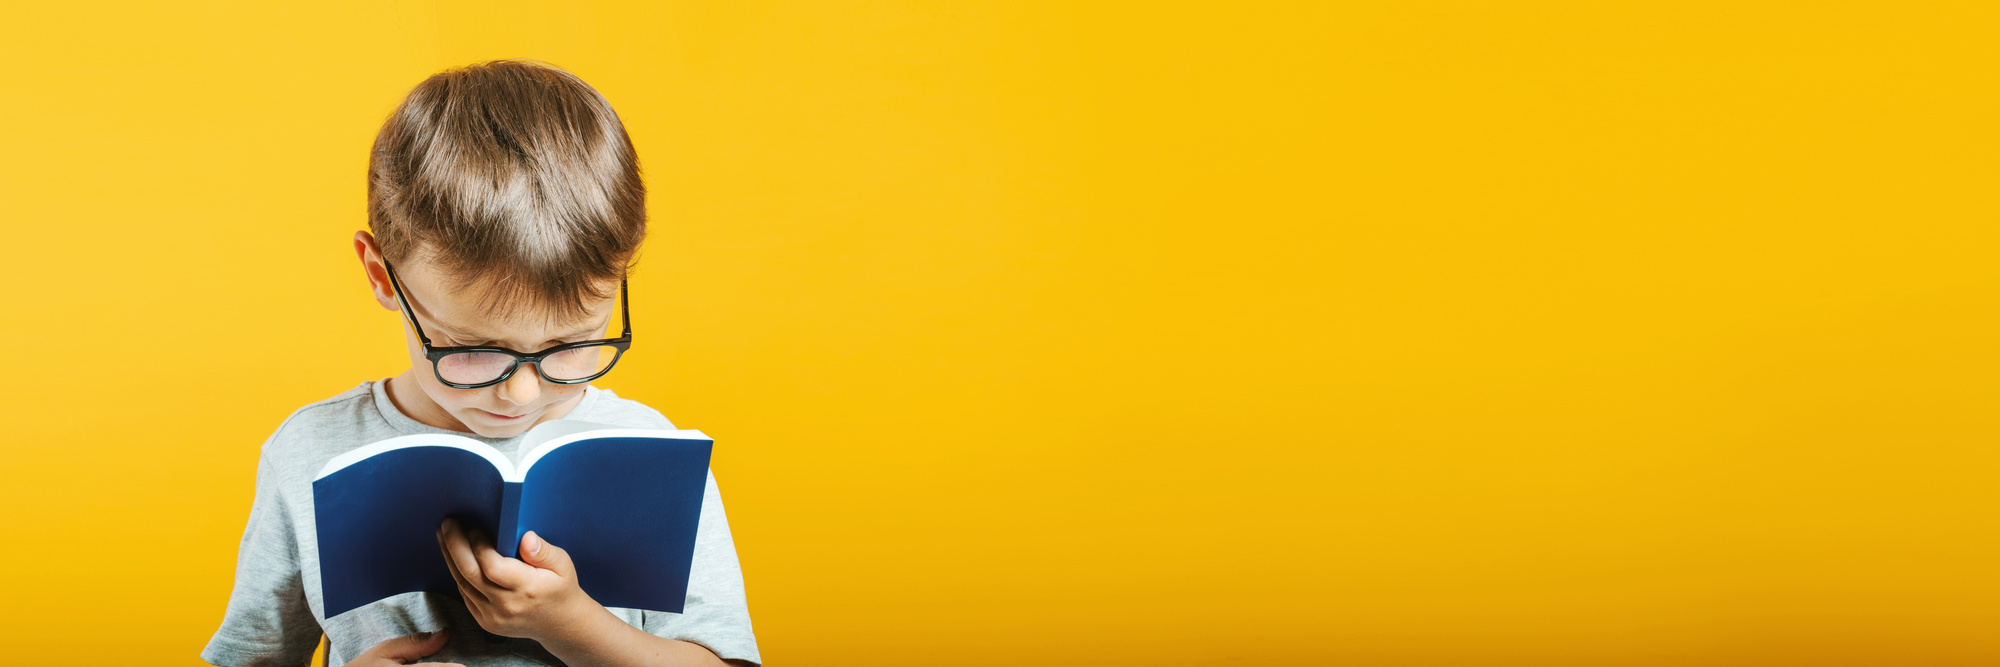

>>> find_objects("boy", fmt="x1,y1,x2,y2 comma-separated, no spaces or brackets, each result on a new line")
201,61,759,667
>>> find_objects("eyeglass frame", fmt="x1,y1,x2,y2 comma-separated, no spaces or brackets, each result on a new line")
381,259,633,389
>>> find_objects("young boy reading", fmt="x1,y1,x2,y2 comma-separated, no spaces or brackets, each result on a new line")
201,61,759,667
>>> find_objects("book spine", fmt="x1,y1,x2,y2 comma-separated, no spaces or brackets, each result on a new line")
496,481,524,558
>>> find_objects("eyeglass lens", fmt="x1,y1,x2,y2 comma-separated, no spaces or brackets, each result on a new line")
436,344,620,385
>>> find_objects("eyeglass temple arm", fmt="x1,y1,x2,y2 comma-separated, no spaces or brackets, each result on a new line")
618,278,632,337
381,260,437,348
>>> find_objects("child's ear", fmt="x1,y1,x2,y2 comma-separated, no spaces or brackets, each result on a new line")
353,230,399,312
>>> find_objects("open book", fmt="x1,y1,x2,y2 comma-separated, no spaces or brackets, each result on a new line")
312,420,713,618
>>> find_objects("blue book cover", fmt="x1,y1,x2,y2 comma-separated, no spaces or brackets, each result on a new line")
311,420,714,619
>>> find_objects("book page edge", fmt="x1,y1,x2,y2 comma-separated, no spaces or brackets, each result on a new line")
511,428,712,482
312,433,513,481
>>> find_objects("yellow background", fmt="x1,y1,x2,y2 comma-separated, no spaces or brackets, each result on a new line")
2,2,1995,665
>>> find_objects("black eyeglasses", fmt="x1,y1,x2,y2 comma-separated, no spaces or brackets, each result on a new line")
382,259,632,389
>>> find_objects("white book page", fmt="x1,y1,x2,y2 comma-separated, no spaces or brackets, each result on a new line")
310,420,712,483
313,432,511,480
513,424,713,482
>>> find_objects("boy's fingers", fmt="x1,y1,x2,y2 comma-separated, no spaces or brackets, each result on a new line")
519,531,574,577
439,522,494,595
444,556,489,607
470,533,529,590
437,533,490,606
447,561,488,607
375,629,450,661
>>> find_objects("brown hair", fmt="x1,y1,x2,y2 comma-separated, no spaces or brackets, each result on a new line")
368,59,645,323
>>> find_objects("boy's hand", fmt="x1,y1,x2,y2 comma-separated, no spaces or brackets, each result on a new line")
437,518,596,643
350,629,463,667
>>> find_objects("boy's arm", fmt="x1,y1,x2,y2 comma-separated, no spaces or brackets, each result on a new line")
538,607,734,667
438,523,728,667
202,452,324,667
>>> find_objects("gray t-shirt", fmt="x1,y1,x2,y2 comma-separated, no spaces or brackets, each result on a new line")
201,380,760,666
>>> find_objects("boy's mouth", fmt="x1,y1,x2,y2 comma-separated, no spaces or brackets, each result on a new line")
479,409,530,421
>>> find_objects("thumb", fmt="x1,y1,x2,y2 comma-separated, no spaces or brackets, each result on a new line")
519,531,573,575
375,628,449,661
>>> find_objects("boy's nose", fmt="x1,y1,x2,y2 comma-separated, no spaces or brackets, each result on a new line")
498,362,542,405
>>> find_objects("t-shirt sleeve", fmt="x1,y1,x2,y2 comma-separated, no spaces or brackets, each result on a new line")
201,451,323,667
641,469,761,666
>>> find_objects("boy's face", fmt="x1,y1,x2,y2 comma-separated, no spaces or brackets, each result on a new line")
355,232,621,438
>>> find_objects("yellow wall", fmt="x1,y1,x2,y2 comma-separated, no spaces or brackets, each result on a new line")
2,2,1995,665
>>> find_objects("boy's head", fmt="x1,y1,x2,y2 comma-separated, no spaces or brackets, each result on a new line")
354,60,645,437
